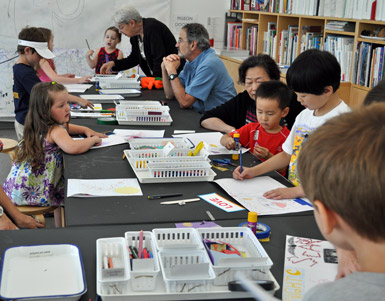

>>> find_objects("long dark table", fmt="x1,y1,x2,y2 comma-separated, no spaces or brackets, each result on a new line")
47,87,323,300
64,89,292,227
0,215,322,300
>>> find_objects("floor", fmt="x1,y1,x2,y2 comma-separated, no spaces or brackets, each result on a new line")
0,123,55,228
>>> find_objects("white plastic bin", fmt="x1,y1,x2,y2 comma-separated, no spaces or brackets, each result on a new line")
125,231,160,291
198,227,273,285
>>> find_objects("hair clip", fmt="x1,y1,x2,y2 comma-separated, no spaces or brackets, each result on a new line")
51,81,56,85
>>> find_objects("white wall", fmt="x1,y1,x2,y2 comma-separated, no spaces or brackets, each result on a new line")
0,0,230,117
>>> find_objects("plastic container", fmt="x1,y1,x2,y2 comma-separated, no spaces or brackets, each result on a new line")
99,78,141,89
149,161,212,178
96,238,130,284
0,244,86,301
128,137,194,150
125,231,160,291
158,249,216,293
116,104,172,126
198,227,273,285
153,228,203,250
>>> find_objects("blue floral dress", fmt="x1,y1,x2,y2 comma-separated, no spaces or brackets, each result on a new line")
2,139,64,207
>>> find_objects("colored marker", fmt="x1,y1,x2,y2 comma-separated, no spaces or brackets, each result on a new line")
148,193,183,200
85,39,90,50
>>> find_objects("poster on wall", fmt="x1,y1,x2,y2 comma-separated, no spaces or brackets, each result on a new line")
0,0,170,118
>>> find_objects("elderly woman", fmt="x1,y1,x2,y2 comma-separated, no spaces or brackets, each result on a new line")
200,54,304,133
100,6,178,77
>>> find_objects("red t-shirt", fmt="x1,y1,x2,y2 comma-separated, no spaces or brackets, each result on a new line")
230,122,290,175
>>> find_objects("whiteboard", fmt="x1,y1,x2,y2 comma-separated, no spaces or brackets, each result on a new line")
0,0,171,117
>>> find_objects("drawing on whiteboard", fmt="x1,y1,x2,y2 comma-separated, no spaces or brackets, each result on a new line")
0,0,171,118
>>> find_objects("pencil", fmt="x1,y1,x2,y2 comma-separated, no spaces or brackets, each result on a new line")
85,39,90,50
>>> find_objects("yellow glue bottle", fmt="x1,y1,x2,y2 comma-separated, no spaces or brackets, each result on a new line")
247,211,258,235
232,132,240,160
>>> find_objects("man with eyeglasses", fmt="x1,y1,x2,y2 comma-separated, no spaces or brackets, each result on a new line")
100,6,179,77
162,23,236,113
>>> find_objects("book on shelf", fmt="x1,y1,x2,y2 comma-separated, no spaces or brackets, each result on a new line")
246,25,259,55
250,0,266,11
234,0,382,19
286,25,298,65
325,35,354,82
226,22,242,48
355,42,373,87
325,21,355,33
224,12,242,46
300,26,322,53
263,22,277,57
278,30,289,65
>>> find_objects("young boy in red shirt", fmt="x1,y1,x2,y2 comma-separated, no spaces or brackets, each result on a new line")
221,80,290,175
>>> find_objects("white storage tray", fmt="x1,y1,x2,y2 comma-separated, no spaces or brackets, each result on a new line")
153,228,203,250
158,249,216,293
125,231,160,291
0,244,86,301
198,227,273,285
128,137,194,150
99,78,141,89
127,157,216,183
97,238,130,284
97,270,279,300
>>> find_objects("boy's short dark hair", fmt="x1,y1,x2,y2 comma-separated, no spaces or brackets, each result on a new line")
17,27,46,54
363,79,385,105
238,55,280,84
297,103,385,242
286,49,341,95
255,80,291,110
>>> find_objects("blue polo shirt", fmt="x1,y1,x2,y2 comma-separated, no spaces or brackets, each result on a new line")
179,48,236,113
13,63,41,125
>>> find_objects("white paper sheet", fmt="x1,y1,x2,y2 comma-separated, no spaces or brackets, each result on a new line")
214,177,313,215
282,235,338,301
79,94,124,100
99,89,141,95
73,135,127,149
64,84,93,93
67,178,142,197
70,112,113,118
70,103,102,112
113,129,165,138
172,132,248,155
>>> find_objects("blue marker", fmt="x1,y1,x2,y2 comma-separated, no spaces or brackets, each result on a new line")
239,148,243,173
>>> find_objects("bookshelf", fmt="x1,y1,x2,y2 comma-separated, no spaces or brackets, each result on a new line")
222,9,385,107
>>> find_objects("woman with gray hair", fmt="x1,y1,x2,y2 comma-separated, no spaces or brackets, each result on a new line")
100,6,179,77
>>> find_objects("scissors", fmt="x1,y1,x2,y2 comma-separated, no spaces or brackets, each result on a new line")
211,158,238,167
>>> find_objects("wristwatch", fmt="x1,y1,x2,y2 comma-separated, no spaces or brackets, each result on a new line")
0,206,3,218
169,73,178,81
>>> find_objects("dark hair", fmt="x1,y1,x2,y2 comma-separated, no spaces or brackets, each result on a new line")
17,27,46,54
255,80,291,109
182,23,211,51
16,82,67,168
363,80,385,105
238,54,280,84
298,103,385,241
104,26,122,43
38,27,52,43
286,49,341,95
